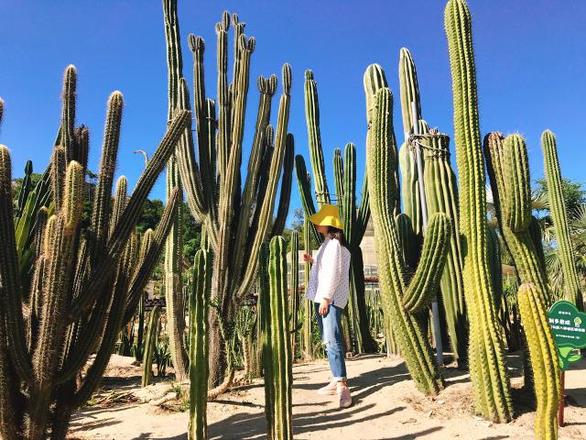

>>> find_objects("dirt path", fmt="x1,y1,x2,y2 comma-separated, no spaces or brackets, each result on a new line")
70,354,586,440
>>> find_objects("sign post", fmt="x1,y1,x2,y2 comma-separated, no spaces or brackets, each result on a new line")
547,300,586,426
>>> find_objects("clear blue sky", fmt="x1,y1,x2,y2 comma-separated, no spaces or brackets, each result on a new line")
2,0,585,225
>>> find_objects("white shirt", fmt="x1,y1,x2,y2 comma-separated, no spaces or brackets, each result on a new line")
305,237,352,308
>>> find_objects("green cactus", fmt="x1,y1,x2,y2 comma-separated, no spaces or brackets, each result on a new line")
418,130,468,366
517,283,561,440
366,86,451,395
0,65,185,439
302,216,314,360
398,48,424,236
541,130,583,309
163,2,294,386
260,237,293,440
484,133,551,305
363,64,400,214
162,0,190,382
304,71,331,207
188,248,212,440
445,0,512,421
289,230,300,360
142,305,162,387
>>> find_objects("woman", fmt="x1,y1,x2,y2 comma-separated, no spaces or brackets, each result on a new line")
304,204,353,409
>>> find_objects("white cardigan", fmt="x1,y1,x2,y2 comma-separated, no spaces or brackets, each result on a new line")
305,238,351,308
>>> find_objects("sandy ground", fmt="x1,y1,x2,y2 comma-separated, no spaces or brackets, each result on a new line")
69,354,586,440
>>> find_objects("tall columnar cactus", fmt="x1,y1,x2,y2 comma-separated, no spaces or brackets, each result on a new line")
297,70,376,353
366,86,452,395
517,283,561,440
188,248,212,440
289,230,300,360
162,0,190,382
260,237,293,440
304,71,331,207
445,0,512,421
0,66,185,440
398,48,424,235
541,130,583,309
364,64,400,213
162,1,294,386
142,305,162,387
302,216,314,360
420,129,468,366
484,133,551,305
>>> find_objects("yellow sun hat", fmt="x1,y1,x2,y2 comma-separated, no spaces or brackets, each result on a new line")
309,204,344,230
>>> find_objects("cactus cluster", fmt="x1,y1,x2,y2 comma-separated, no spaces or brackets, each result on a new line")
260,237,293,440
0,65,185,439
365,82,452,395
418,130,469,365
161,0,294,386
396,46,469,366
485,133,551,305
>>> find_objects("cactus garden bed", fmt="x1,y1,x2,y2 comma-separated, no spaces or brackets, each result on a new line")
68,354,586,440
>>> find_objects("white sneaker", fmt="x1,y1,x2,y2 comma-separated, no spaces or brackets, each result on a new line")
316,379,338,396
337,383,352,408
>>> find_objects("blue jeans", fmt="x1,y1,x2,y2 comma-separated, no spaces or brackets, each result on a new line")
315,302,347,381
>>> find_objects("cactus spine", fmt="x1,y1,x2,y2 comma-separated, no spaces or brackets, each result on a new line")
261,237,293,440
444,0,512,421
0,65,184,439
541,130,583,308
142,305,161,387
517,283,561,440
189,249,212,440
366,85,451,395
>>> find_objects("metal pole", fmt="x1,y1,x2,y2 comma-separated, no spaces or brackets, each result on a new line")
411,101,444,366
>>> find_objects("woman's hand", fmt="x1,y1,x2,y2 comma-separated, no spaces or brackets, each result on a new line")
303,253,313,263
319,298,331,316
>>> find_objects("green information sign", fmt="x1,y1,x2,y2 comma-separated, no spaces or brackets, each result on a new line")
548,300,586,370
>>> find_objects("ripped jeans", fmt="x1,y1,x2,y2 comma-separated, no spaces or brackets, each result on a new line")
315,302,347,381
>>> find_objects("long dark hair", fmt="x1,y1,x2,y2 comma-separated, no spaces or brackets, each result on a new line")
326,226,348,249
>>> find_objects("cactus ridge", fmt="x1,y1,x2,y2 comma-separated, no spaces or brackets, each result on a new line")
517,283,560,440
